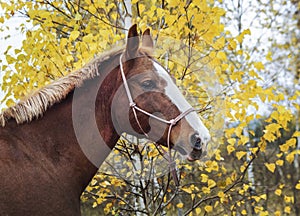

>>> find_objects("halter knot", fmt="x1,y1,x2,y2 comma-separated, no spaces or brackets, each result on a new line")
129,102,136,108
169,119,177,126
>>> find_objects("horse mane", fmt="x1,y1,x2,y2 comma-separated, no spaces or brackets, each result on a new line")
0,47,125,127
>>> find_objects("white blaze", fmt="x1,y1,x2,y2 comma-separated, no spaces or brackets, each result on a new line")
152,61,211,144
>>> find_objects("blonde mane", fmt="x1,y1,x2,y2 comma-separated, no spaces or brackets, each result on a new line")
0,47,124,127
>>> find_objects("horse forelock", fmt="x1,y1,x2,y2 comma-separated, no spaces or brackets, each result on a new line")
0,47,126,127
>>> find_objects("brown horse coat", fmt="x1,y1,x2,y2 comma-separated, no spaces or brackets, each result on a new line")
0,94,98,215
0,45,124,216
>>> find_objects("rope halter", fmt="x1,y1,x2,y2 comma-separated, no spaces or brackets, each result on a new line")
119,53,196,186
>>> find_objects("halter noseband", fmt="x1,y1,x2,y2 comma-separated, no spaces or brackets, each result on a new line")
119,53,195,186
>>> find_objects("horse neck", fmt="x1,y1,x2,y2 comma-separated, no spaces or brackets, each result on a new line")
50,53,122,170
71,71,121,168
11,54,122,195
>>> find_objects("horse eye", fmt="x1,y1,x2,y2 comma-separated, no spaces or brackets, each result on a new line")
141,80,156,90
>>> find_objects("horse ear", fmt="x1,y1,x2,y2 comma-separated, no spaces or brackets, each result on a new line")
125,24,139,59
142,28,154,49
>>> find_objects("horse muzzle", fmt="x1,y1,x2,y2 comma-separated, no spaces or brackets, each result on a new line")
186,132,208,161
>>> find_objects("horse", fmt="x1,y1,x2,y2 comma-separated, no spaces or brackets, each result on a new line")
0,24,210,216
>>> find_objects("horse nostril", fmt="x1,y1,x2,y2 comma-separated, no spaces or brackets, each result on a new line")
190,133,202,150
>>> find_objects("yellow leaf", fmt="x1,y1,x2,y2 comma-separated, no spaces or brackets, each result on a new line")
231,172,237,181
215,149,224,161
66,55,73,63
286,138,297,147
249,70,259,78
240,165,246,173
100,180,111,187
191,193,195,201
260,194,267,200
266,51,272,61
195,208,201,214
236,29,251,43
132,0,139,4
275,210,281,216
202,187,210,194
96,197,105,204
201,174,208,182
236,151,247,160
88,5,97,14
6,98,15,107
181,186,192,194
149,149,159,157
184,164,192,171
213,37,225,49
227,138,236,145
253,195,261,202
204,205,213,213
244,29,251,35
139,4,146,13
165,14,177,25
70,30,80,41
74,13,82,21
279,143,290,152
218,191,225,199
226,177,232,185
295,183,300,190
230,71,244,81
263,123,281,142
264,163,276,173
205,160,219,172
260,211,269,216
176,203,184,208
286,152,295,163
217,51,227,61
284,195,293,203
284,206,291,214
208,179,216,188
111,178,125,187
241,209,247,215
227,145,235,154
237,50,243,55
240,135,249,145
168,0,180,7
228,39,237,50
243,184,249,191
250,147,259,154
126,172,132,178
275,159,284,166
293,131,300,137
254,62,265,70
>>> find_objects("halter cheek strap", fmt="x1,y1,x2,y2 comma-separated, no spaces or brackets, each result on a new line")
119,54,195,186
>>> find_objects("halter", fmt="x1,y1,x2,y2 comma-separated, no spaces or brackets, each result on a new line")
119,54,195,186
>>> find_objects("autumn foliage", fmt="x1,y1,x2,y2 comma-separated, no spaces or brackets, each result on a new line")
0,0,299,215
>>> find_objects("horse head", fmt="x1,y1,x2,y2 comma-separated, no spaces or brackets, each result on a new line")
111,25,211,161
